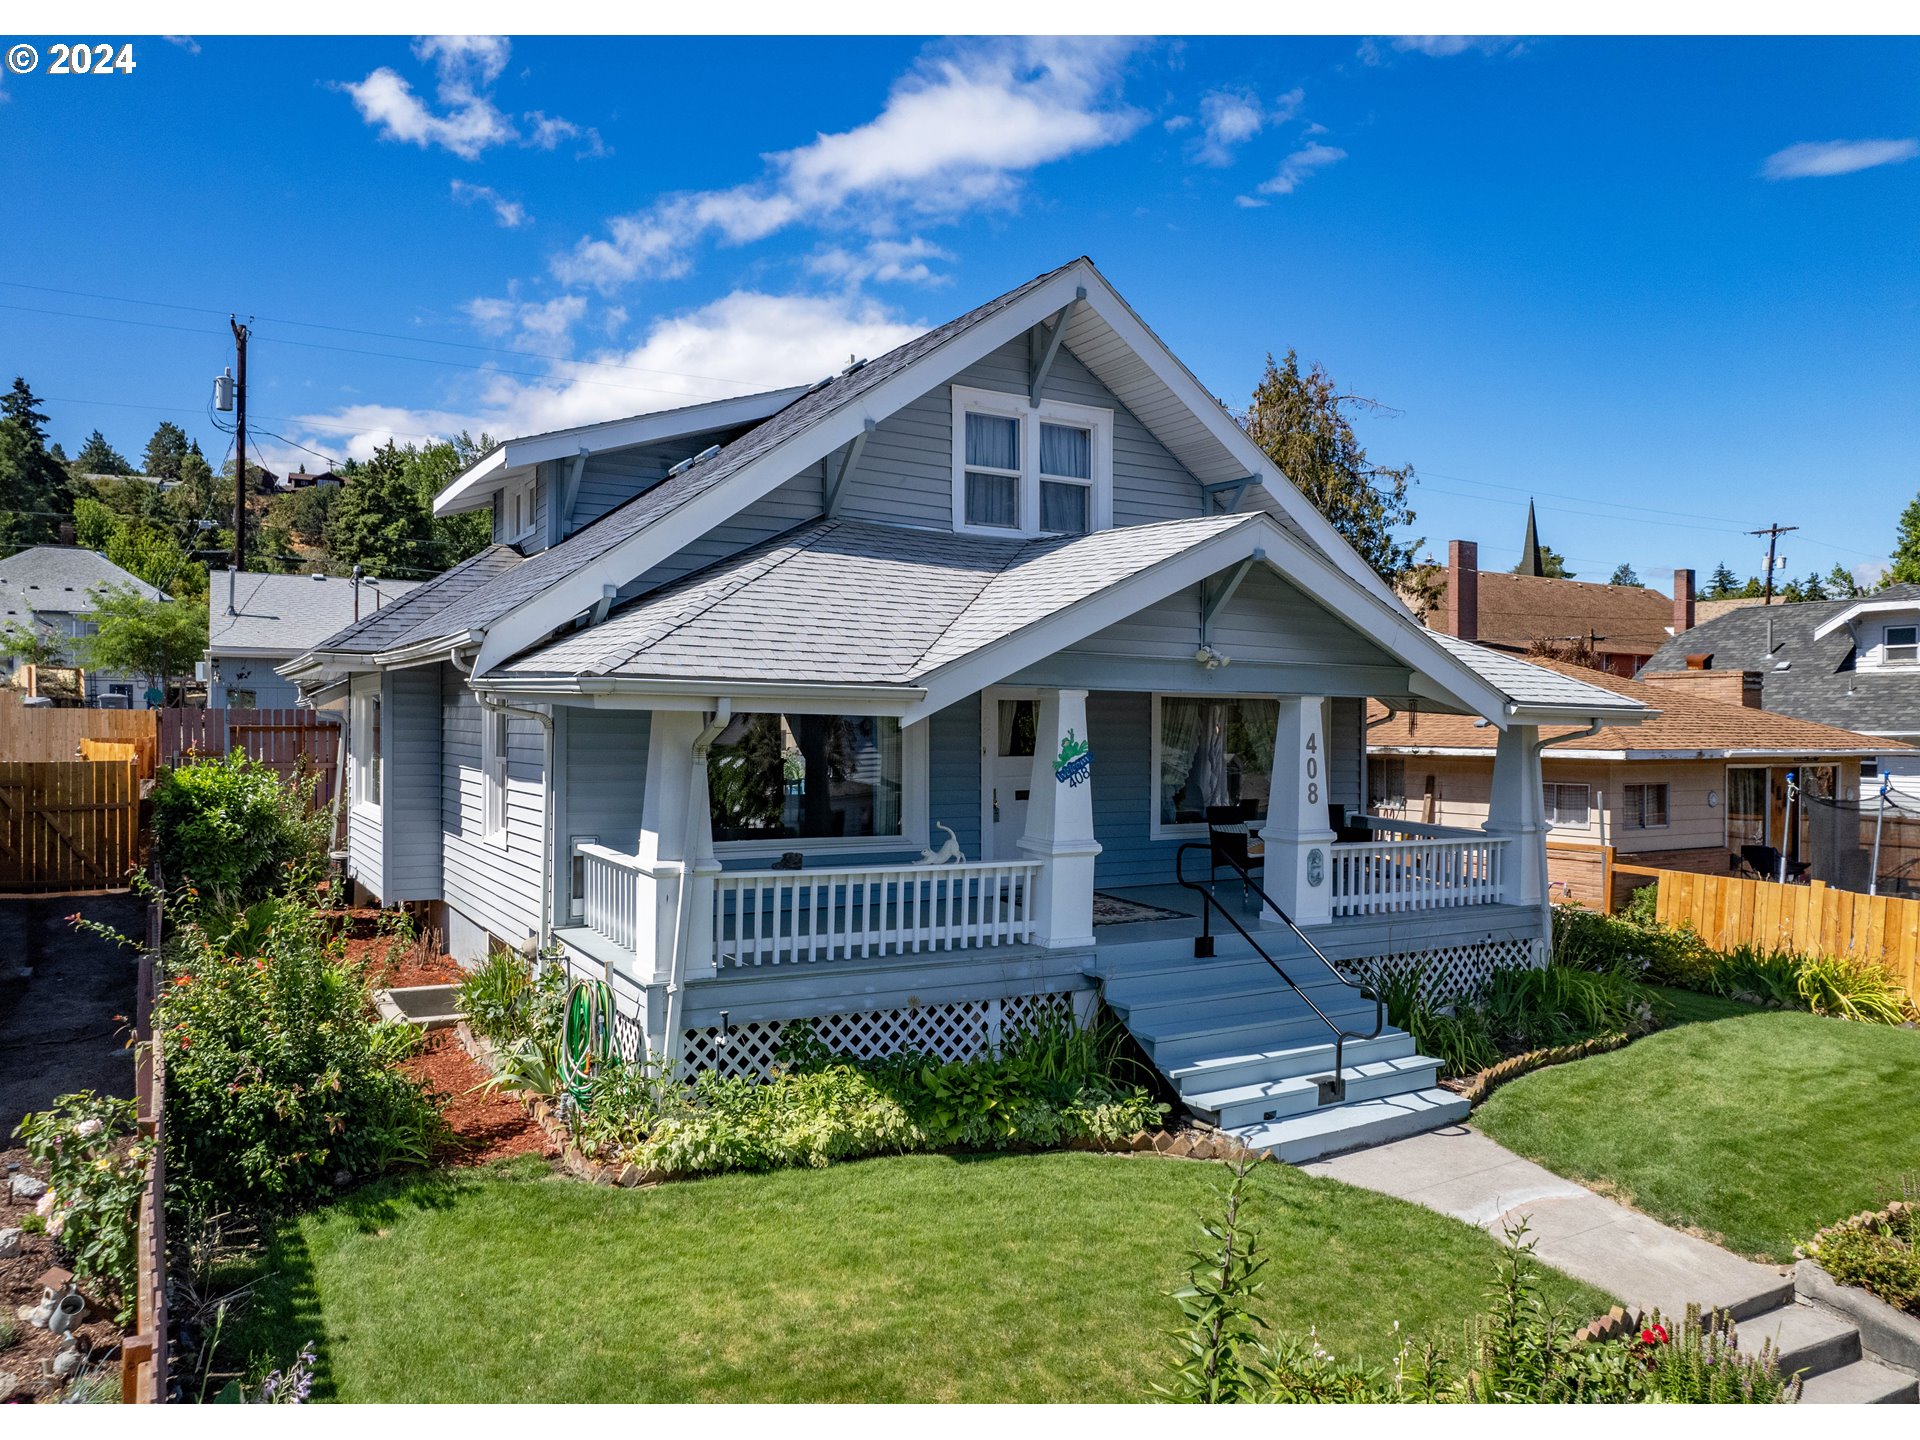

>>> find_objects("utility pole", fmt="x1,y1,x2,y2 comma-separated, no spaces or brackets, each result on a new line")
1749,523,1797,605
230,316,250,573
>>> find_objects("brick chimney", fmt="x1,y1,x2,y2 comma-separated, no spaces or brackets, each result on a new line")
1639,668,1763,708
1672,568,1696,635
1447,540,1478,642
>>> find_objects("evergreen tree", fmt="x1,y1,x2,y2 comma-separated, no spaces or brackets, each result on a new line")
1824,563,1861,600
1888,492,1920,587
168,444,222,527
73,428,135,476
1608,563,1641,586
1704,562,1741,599
1241,350,1421,585
323,441,438,578
141,420,192,481
1737,575,1765,598
0,377,72,553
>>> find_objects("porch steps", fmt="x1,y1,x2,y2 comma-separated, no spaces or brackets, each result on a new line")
1740,1299,1919,1403
1088,943,1467,1164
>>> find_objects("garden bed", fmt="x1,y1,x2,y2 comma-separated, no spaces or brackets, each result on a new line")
401,1035,556,1170
0,1148,123,1403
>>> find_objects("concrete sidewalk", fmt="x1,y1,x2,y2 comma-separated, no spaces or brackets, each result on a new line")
1301,1125,1792,1320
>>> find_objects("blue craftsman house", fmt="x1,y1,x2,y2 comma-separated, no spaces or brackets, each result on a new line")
284,258,1646,1160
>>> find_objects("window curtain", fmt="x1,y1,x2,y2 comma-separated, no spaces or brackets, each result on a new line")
1160,697,1278,825
966,474,1018,528
1038,422,1091,478
1159,698,1204,825
966,412,1019,469
1039,481,1089,534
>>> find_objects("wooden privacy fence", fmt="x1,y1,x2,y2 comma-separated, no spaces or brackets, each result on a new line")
159,707,341,806
0,760,142,891
1624,864,1920,1001
0,692,159,776
123,885,169,1404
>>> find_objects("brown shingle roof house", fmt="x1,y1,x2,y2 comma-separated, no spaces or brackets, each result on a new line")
1368,653,1904,904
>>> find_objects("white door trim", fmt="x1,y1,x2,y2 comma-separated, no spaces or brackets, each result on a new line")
980,686,1040,861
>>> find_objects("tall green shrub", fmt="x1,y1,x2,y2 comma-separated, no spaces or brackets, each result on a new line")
152,752,328,908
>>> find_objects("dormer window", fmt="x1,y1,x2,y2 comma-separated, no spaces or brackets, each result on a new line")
951,385,1110,538
1887,625,1917,663
498,478,536,545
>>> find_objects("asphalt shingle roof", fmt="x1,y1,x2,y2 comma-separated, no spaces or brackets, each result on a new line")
506,513,1251,686
305,545,526,656
1423,632,1646,714
0,546,164,616
1372,654,1903,755
1448,570,1679,656
208,572,420,654
1642,585,1920,737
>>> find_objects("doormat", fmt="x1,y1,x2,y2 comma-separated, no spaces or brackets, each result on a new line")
1092,893,1190,926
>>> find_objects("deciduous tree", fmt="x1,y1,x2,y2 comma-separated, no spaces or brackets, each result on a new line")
78,585,205,698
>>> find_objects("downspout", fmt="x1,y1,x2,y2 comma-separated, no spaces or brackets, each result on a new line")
453,647,557,953
662,699,731,1064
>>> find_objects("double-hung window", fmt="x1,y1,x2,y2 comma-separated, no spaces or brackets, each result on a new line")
1886,625,1918,664
1621,782,1669,829
354,686,382,809
481,707,508,843
952,386,1111,537
1542,782,1590,828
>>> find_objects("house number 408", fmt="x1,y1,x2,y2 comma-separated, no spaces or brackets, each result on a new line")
1304,733,1319,805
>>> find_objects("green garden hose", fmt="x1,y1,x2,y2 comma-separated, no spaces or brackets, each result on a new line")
559,977,616,1104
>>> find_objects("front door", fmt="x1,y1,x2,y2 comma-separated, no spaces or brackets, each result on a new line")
981,687,1039,860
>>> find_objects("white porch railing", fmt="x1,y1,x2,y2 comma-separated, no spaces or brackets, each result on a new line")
713,861,1042,969
576,842,680,953
1328,832,1510,916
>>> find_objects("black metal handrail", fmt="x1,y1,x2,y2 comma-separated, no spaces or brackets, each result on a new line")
1174,841,1385,1104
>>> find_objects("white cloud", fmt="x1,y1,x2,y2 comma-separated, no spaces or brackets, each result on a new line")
1233,194,1267,209
462,293,589,351
1361,36,1525,63
554,37,1145,289
807,237,955,286
1762,138,1919,180
1255,141,1347,197
1163,114,1195,133
339,37,603,161
164,35,201,54
1192,85,1305,166
291,290,927,461
450,178,529,228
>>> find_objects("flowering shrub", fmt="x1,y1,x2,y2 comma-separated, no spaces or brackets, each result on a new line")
158,902,444,1212
1802,1203,1920,1315
12,1092,148,1322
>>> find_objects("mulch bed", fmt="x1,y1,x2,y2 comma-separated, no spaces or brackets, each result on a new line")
0,1147,124,1404
403,1034,557,1169
313,907,467,990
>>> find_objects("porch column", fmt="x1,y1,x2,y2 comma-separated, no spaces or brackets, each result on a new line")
1018,688,1101,949
1259,696,1336,928
635,710,718,989
1485,723,1548,914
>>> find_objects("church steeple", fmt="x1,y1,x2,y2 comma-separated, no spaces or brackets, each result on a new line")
1518,499,1545,578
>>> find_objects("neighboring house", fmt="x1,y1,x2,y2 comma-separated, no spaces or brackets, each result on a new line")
0,545,168,707
205,569,420,708
1419,535,1691,678
1369,655,1898,902
282,468,344,490
283,257,1647,1160
1643,585,1920,802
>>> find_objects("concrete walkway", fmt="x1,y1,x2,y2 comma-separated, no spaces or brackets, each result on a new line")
1301,1125,1792,1320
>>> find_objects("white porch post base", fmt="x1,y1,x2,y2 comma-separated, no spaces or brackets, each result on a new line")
1486,722,1550,955
1018,688,1101,950
1260,695,1336,929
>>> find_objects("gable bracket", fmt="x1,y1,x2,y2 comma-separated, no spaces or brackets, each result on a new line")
823,419,876,518
557,447,590,539
1202,477,1254,514
1027,287,1086,407
1201,550,1262,645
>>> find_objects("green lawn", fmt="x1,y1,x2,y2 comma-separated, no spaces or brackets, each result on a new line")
1477,1007,1920,1262
1652,985,1764,1026
222,1151,1610,1403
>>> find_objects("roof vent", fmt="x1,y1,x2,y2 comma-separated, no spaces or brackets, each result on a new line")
805,376,833,395
311,572,328,581
666,456,695,478
841,357,869,376
693,444,721,464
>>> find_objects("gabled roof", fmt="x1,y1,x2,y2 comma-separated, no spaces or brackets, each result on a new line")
1643,584,1920,738
0,546,165,612
285,545,526,668
1371,654,1904,758
491,514,1648,730
207,572,421,656
1811,595,1920,640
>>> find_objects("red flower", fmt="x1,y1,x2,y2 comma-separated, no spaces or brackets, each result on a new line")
1640,1323,1669,1346
174,975,193,988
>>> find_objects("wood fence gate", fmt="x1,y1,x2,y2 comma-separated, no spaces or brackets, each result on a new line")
0,760,142,892
159,708,342,806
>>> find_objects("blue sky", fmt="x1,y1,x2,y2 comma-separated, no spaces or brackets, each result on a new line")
3,34,1916,590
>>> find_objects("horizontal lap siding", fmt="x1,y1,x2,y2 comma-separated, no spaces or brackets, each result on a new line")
442,668,547,949
836,338,1206,529
572,429,734,535
928,694,982,860
1329,697,1362,810
345,674,382,901
626,471,825,595
562,708,650,854
385,665,444,901
1088,691,1171,889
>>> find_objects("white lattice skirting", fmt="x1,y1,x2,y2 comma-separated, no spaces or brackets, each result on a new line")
1345,934,1545,1005
681,991,1080,1079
